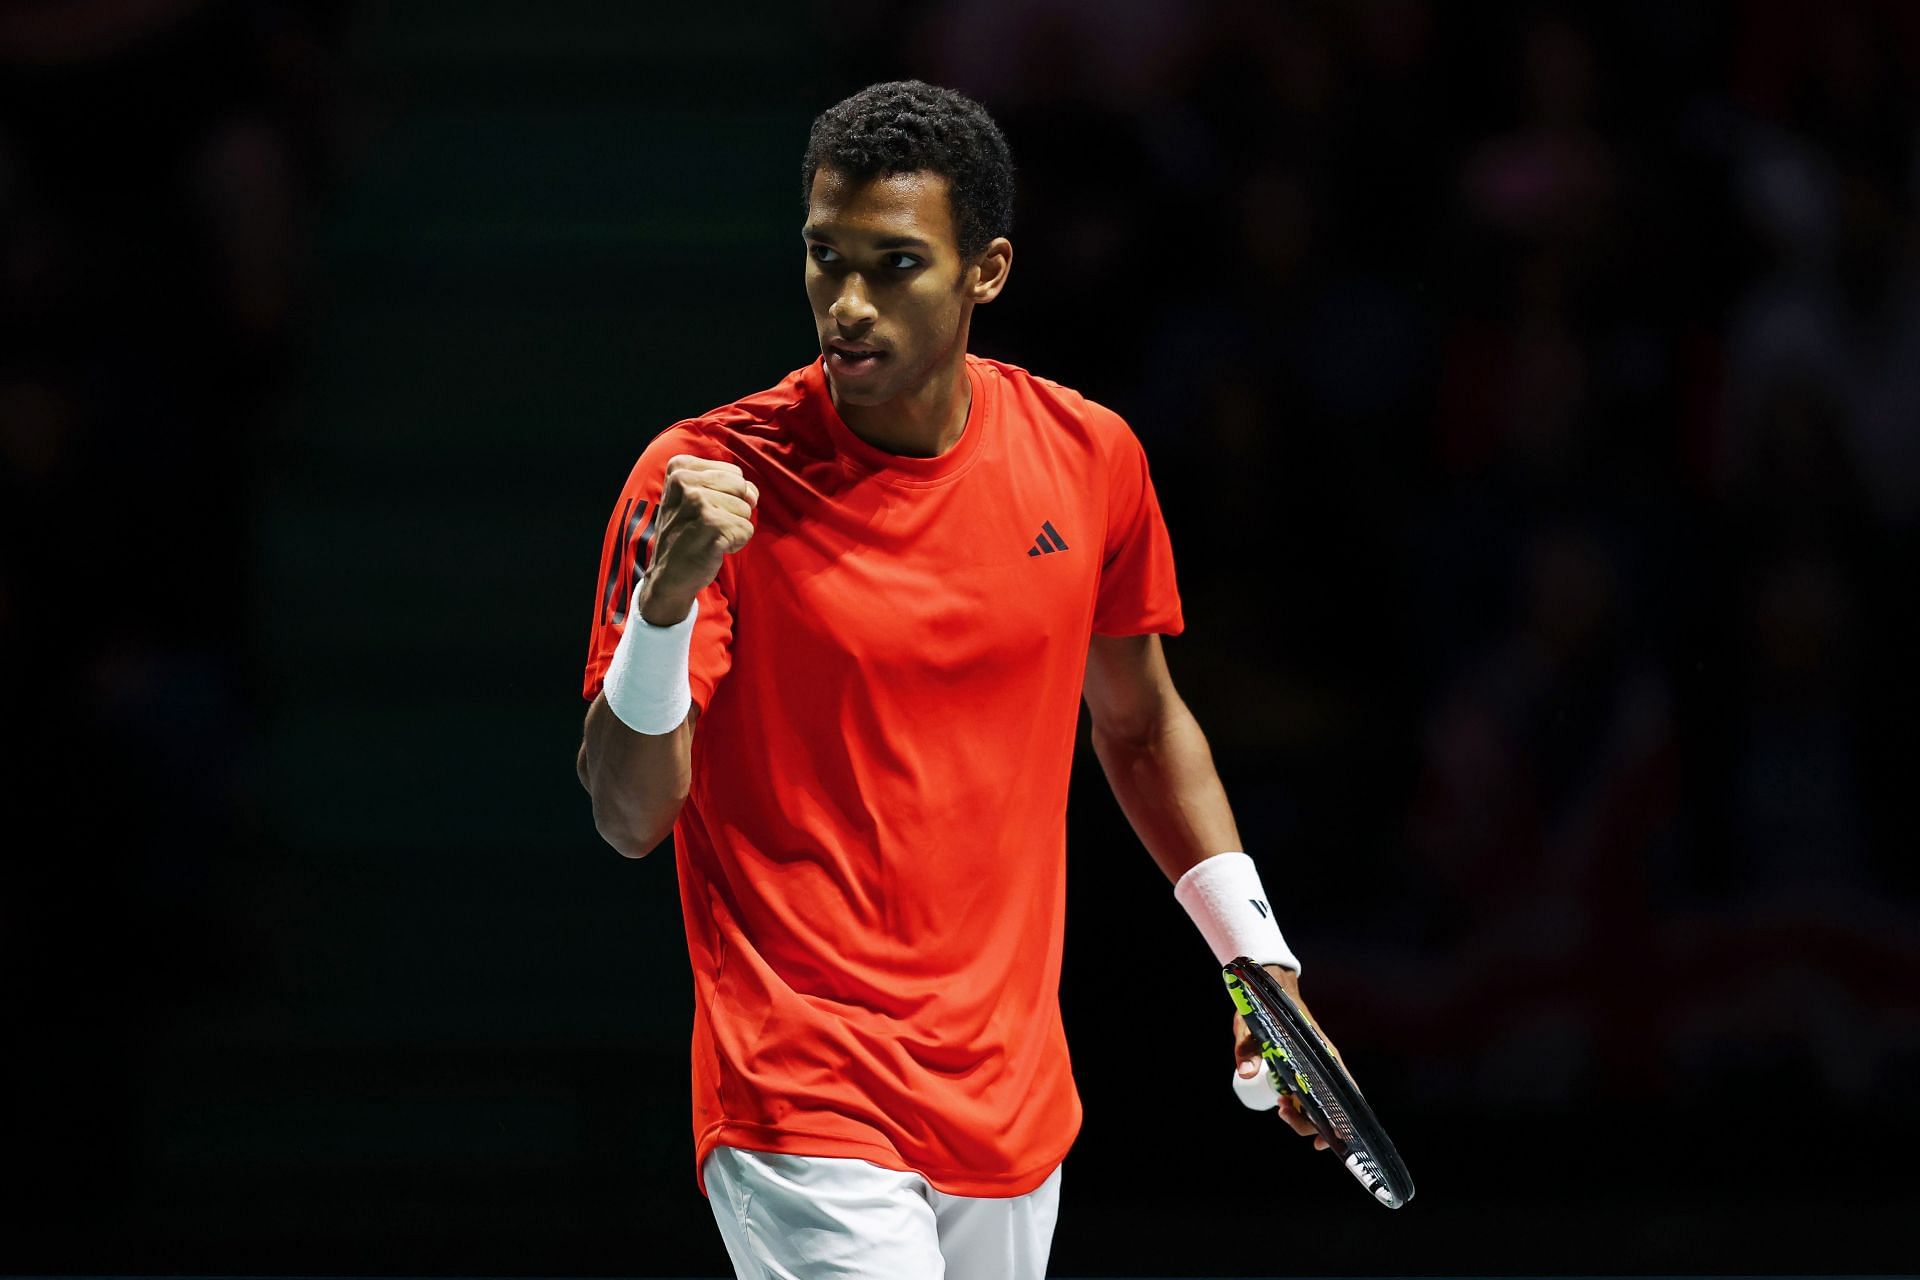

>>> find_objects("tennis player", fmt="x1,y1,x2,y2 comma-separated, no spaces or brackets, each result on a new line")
577,80,1339,1279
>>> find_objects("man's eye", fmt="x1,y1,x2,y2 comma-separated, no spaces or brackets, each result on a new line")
886,253,922,271
809,245,840,264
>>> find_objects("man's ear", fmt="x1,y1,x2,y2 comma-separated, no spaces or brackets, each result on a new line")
968,237,1013,304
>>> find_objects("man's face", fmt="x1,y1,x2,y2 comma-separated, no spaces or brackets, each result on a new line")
803,167,973,408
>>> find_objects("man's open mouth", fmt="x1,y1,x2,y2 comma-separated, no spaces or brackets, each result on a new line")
826,344,887,375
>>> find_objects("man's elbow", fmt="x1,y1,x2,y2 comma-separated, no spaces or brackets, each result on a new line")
592,788,676,857
1090,696,1183,755
591,793,681,859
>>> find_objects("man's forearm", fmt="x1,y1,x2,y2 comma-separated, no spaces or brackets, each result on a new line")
1090,695,1243,883
579,691,694,857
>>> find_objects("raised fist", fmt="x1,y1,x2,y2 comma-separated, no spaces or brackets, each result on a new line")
636,454,758,626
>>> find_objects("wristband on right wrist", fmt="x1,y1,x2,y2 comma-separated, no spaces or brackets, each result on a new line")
1173,851,1302,974
601,580,698,735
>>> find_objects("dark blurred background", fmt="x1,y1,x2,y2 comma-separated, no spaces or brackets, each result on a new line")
2,0,1916,1275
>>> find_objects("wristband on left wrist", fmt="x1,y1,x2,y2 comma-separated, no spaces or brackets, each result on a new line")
1173,851,1302,975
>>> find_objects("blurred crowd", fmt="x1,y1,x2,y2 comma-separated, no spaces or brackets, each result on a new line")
3,2,1916,1195
0,0,344,1231
895,0,1920,1108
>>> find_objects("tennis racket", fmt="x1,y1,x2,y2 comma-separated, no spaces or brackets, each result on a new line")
1224,957,1415,1209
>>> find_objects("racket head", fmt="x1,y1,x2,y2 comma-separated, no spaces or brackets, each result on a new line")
1224,957,1416,1209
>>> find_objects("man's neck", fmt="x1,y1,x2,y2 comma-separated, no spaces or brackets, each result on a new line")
835,349,972,459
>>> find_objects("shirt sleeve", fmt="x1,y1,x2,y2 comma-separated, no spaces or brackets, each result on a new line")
581,423,738,711
1092,411,1185,637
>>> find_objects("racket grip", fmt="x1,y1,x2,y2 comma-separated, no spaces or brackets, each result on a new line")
1233,1066,1281,1111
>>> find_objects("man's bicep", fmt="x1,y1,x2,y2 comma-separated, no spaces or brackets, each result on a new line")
1083,631,1178,745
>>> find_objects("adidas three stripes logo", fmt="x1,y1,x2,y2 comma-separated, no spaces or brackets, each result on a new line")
1026,521,1070,557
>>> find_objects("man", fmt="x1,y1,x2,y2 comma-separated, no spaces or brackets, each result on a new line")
577,80,1336,1278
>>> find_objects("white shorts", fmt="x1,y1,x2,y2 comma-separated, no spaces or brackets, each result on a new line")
703,1145,1063,1279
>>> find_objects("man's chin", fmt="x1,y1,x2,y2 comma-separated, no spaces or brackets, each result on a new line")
825,372,891,407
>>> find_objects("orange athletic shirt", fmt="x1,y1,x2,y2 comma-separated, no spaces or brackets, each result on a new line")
582,354,1183,1198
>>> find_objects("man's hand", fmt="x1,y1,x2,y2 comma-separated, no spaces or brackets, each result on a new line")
636,455,758,625
1232,963,1344,1153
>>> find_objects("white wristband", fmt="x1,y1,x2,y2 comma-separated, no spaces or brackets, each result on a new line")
1173,851,1301,974
601,582,697,735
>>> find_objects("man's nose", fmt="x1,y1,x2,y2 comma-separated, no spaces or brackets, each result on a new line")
830,276,876,328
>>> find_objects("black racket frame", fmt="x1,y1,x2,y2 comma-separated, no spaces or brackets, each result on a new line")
1224,957,1416,1209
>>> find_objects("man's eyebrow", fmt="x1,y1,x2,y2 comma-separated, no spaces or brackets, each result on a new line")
802,227,933,252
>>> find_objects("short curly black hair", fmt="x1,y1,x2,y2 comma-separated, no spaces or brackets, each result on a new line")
802,80,1015,262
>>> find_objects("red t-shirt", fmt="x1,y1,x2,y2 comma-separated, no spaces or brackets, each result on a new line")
582,354,1183,1197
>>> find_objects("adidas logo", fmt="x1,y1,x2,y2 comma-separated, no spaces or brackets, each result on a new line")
1025,520,1070,557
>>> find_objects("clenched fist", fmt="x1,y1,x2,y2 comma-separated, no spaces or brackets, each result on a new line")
635,455,758,626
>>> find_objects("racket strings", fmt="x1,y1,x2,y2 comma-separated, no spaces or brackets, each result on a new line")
1281,1038,1358,1141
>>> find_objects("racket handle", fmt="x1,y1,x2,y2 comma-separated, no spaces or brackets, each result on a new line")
1233,1066,1281,1111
